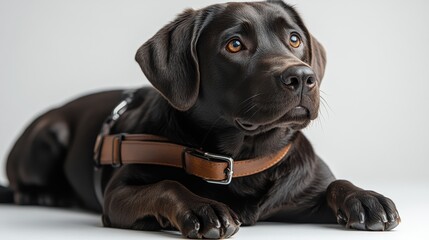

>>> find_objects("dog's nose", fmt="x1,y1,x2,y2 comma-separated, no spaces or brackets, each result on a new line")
279,66,316,92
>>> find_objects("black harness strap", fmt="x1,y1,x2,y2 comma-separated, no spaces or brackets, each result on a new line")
93,89,136,208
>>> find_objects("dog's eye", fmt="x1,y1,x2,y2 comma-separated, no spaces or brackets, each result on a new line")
226,39,243,53
289,33,301,48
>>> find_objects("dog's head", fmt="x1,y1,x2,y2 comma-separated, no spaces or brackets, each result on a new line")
136,1,326,155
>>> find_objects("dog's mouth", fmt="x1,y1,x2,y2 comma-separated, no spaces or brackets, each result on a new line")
235,120,260,131
235,106,311,134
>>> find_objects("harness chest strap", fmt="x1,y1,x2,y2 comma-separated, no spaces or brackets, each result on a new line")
96,133,292,184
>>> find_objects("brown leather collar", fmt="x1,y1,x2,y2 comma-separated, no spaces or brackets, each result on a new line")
95,133,291,185
93,91,292,185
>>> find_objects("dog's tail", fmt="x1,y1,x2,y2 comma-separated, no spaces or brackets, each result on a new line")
0,185,14,203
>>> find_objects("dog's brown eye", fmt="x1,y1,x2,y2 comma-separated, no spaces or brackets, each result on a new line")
289,33,301,48
226,39,243,53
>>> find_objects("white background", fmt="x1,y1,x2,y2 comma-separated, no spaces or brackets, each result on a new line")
1,0,428,239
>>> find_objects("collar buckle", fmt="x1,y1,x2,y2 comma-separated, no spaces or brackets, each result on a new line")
186,149,234,185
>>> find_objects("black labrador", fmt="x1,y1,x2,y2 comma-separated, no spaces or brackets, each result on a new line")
2,1,400,238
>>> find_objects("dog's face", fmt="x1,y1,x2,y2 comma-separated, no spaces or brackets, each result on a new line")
136,1,326,154
196,2,326,134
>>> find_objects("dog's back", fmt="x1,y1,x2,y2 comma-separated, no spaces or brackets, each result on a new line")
4,90,122,210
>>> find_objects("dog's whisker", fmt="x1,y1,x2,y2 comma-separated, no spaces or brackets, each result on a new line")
238,93,265,107
315,91,331,123
316,111,326,129
239,101,256,114
236,93,266,116
319,91,331,106
243,104,259,115
247,105,262,122
319,101,328,117
320,94,332,114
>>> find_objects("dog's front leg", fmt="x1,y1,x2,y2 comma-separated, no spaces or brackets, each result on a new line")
103,179,240,239
326,180,400,231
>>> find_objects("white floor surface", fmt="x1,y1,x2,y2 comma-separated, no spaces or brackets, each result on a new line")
0,182,427,240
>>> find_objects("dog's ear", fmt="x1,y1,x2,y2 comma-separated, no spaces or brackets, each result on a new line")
309,35,327,82
135,9,203,111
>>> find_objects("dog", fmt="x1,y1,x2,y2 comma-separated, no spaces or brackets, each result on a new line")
1,1,400,238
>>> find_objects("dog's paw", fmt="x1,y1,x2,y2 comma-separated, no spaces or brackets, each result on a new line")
336,190,400,231
177,200,241,239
